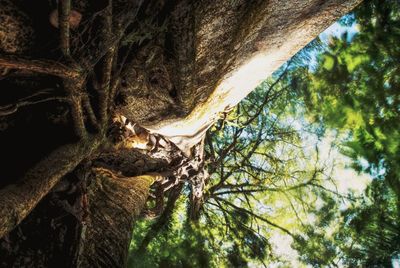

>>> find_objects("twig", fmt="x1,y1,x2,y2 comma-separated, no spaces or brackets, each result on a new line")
0,97,69,116
0,55,81,79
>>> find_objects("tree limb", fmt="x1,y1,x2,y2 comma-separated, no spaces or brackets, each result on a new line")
64,80,87,139
0,96,69,116
135,182,183,254
0,135,103,238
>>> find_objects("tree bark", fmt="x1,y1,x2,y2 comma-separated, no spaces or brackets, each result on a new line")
0,135,103,238
0,167,156,268
76,168,154,268
120,0,363,154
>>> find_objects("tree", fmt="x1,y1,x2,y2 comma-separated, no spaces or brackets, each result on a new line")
289,0,400,265
0,0,361,267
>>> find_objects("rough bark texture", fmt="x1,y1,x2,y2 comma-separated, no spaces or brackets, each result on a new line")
76,168,154,268
0,0,362,267
133,0,363,153
0,165,155,268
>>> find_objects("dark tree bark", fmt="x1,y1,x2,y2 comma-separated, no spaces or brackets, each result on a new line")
0,0,361,267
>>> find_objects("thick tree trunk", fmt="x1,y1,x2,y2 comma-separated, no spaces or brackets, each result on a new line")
122,0,363,154
76,168,154,267
0,0,362,267
0,166,155,268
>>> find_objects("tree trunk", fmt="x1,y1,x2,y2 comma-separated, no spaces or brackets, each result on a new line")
0,0,362,267
133,0,364,154
0,166,155,268
76,168,154,268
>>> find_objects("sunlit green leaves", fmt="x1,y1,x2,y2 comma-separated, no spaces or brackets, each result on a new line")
293,0,400,265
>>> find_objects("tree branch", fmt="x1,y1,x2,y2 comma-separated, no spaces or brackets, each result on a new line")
135,182,183,254
215,197,296,238
0,55,81,79
82,96,100,131
0,135,103,238
98,49,114,123
59,0,71,56
0,97,69,116
64,81,87,139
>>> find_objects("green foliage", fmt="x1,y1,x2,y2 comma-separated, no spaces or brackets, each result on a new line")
294,179,400,267
290,0,400,265
294,0,400,187
129,67,347,267
129,199,215,268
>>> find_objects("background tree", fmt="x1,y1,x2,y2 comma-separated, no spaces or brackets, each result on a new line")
290,0,400,266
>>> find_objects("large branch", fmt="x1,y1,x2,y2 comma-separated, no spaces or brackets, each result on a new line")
0,135,103,238
141,0,362,153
